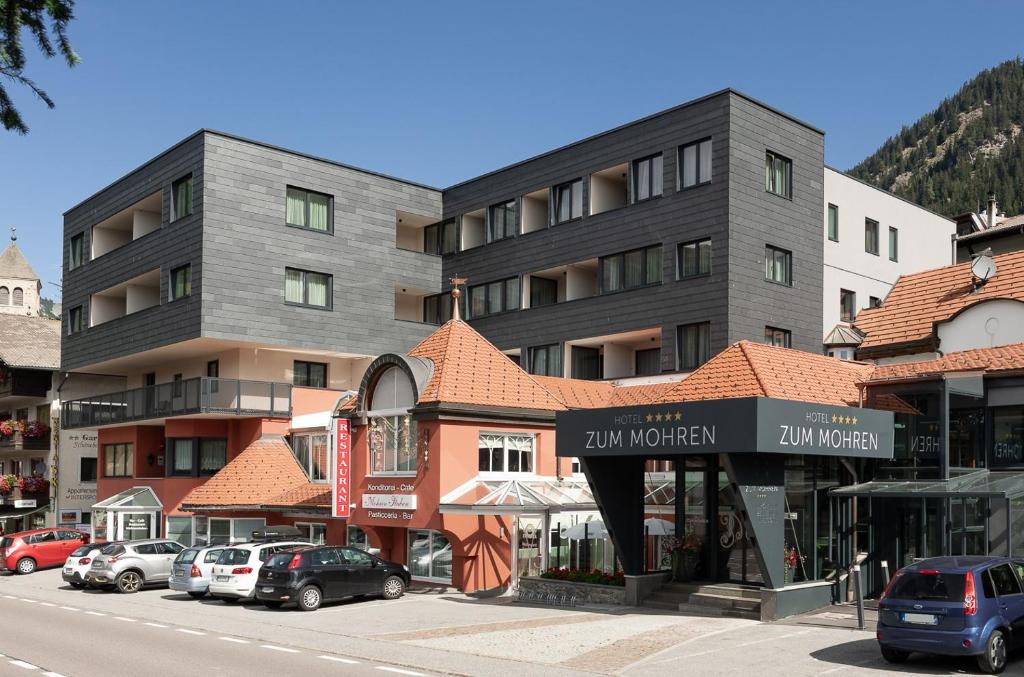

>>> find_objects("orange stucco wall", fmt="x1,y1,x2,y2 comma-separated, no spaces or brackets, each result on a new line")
292,387,346,418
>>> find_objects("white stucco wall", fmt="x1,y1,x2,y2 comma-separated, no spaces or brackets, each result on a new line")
937,299,1024,353
823,169,956,341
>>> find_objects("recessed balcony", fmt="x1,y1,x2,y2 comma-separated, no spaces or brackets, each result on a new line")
91,192,161,259
90,269,160,327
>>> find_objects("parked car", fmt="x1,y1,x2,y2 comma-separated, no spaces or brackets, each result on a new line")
168,545,226,598
208,539,312,602
255,545,410,611
62,542,117,588
84,539,185,593
877,556,1024,674
0,528,90,575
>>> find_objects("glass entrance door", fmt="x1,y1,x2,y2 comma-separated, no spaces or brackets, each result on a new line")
951,497,987,555
716,473,763,584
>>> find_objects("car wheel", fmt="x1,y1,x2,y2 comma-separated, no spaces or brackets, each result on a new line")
879,645,909,664
15,558,36,575
296,585,322,611
382,575,405,600
69,581,87,589
187,591,206,599
977,629,1008,674
115,570,144,594
262,600,283,609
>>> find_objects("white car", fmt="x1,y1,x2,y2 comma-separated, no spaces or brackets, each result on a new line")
62,542,115,588
208,541,311,601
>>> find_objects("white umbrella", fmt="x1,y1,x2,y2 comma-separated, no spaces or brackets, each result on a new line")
562,520,608,540
643,518,675,536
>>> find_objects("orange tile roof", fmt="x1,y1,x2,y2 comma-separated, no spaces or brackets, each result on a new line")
854,249,1024,353
607,381,681,407
181,436,310,508
533,376,614,409
408,320,566,411
265,483,332,508
867,342,1024,382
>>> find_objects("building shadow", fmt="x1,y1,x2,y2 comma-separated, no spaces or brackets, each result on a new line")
809,639,1019,674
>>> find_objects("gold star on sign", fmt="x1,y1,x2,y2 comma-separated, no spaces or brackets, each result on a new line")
851,416,858,425
832,414,838,424
655,413,664,422
846,416,853,425
674,411,683,421
645,414,653,423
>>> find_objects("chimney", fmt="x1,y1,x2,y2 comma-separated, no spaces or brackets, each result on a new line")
987,192,998,229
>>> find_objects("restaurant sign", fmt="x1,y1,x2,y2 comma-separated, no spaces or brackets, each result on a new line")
332,418,352,519
557,397,893,459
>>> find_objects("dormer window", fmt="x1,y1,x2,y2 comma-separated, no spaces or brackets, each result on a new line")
368,367,417,475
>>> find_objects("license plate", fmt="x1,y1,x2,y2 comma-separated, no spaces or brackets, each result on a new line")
902,612,938,625
217,576,230,582
63,567,73,574
174,567,185,576
261,587,274,593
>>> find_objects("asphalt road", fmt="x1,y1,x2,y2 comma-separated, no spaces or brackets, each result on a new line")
0,593,431,677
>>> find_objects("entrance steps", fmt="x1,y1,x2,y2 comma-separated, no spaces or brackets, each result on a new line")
642,582,761,620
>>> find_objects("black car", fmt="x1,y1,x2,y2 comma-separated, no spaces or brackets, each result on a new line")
254,545,410,611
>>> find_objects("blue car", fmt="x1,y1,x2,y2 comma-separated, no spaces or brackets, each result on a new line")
877,556,1024,674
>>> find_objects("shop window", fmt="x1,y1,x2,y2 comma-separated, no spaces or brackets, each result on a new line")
103,443,132,478
347,525,369,550
992,407,1024,467
478,433,535,474
407,529,452,582
369,415,416,475
166,516,193,546
290,432,329,482
296,523,327,545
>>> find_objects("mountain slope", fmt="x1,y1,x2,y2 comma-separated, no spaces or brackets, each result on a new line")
850,59,1024,217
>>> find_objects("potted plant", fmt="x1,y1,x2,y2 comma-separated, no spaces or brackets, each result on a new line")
0,419,21,440
670,533,703,582
21,420,49,440
783,544,804,584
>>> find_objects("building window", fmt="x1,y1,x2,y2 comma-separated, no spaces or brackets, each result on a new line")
529,277,558,308
601,245,661,293
170,439,194,476
170,264,191,301
68,306,83,335
103,443,132,478
827,204,839,242
553,179,583,224
12,288,22,306
765,150,792,198
633,154,663,202
285,268,332,309
478,433,535,474
290,433,329,482
167,438,226,477
765,245,792,285
407,529,451,581
677,322,710,371
487,200,516,243
865,218,879,255
369,415,416,475
570,346,602,380
70,233,85,270
889,226,898,262
296,523,327,545
764,327,791,348
528,344,562,376
171,175,193,221
677,239,711,278
840,289,856,322
423,292,462,325
80,457,97,483
347,526,368,549
172,373,183,398
679,138,712,188
991,407,1024,467
200,439,227,475
468,277,520,318
0,287,6,304
635,348,661,376
424,219,458,255
293,361,328,388
869,296,882,309
285,186,332,233
166,516,194,547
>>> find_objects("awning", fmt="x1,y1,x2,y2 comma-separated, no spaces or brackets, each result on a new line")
92,486,163,511
831,469,1024,500
439,479,597,515
0,504,50,521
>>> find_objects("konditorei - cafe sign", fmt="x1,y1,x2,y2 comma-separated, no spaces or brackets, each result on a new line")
556,397,893,459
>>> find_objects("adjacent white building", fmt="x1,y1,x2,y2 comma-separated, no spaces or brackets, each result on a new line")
822,167,956,357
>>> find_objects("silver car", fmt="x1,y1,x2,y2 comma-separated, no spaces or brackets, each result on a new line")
84,539,185,593
168,545,225,598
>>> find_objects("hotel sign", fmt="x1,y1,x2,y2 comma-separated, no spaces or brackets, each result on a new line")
332,418,352,519
557,397,893,460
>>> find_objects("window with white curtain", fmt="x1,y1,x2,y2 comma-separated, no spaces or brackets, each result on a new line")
168,438,227,477
632,154,663,202
478,433,535,474
285,268,332,309
600,245,661,293
677,322,711,370
528,343,562,376
172,175,193,221
679,138,712,188
553,179,583,224
765,151,792,198
286,186,332,233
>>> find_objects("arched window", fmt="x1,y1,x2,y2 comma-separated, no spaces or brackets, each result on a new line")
370,367,415,412
0,287,7,305
11,288,23,306
368,366,417,475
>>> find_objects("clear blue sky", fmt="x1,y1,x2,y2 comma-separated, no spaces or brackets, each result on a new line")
2,0,1022,299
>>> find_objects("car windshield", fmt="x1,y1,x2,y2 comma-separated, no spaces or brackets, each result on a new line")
100,544,126,557
218,549,251,566
71,545,93,557
265,552,297,568
890,571,966,602
177,549,199,564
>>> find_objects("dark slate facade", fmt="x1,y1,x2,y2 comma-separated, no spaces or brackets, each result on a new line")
440,90,825,373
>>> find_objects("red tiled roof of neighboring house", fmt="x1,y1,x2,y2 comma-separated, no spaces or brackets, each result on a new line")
264,483,331,508
408,320,566,411
533,376,614,409
958,214,1024,242
866,343,1024,383
854,249,1024,354
607,381,682,407
180,436,309,508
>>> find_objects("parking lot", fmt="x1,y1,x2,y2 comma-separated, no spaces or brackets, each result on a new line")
0,568,1019,676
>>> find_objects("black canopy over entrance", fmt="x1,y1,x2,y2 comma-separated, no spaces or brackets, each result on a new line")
557,397,895,589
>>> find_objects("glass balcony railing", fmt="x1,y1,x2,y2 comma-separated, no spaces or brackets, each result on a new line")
61,377,292,429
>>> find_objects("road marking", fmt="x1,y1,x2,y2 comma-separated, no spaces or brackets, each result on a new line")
113,616,136,622
38,602,56,607
260,645,299,653
19,598,35,603
9,659,38,669
176,629,205,635
3,595,16,599
375,668,425,676
43,673,68,677
59,606,79,611
218,637,249,644
318,656,360,664
84,611,105,616
144,622,167,628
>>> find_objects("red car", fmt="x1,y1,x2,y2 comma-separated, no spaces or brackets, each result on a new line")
0,528,91,574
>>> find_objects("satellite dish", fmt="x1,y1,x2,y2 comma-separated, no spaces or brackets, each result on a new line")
971,254,997,283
